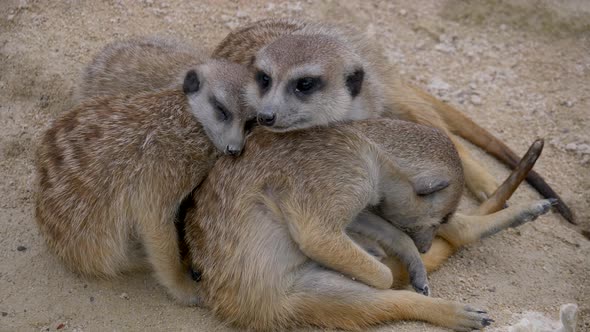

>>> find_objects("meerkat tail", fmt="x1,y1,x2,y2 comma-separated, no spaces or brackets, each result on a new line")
412,86,575,224
476,139,544,215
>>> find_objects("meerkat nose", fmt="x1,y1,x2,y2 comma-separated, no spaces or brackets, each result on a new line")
225,145,241,156
257,111,276,126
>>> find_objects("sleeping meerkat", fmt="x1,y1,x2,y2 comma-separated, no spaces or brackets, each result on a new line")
74,36,205,102
212,18,573,223
183,118,553,330
75,36,435,295
34,58,255,305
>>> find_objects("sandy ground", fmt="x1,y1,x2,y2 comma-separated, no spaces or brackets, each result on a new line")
1,0,589,331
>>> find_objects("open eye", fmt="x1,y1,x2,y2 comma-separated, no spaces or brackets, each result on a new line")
294,77,321,96
255,71,271,91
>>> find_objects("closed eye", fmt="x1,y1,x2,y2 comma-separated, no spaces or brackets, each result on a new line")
210,97,232,122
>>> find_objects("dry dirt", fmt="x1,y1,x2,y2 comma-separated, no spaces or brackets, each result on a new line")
1,0,589,331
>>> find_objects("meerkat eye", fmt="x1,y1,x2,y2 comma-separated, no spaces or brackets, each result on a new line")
294,77,322,96
211,98,231,122
255,71,271,91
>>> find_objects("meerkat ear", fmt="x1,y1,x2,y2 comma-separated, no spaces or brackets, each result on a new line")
345,68,365,98
183,70,200,94
411,174,450,196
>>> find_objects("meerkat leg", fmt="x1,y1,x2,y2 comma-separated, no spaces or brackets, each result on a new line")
348,210,429,295
287,267,492,331
137,211,202,306
382,198,554,288
450,136,499,201
439,199,555,248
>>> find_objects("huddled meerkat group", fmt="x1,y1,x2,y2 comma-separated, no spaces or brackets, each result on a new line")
34,18,565,331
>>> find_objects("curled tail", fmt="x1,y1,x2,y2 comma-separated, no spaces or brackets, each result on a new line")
413,87,575,223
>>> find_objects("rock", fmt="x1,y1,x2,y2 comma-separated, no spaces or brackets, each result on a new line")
119,292,129,300
1,312,7,317
399,9,407,16
561,100,575,108
505,303,578,332
16,245,27,251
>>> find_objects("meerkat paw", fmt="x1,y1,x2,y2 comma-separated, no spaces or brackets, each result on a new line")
433,300,493,331
409,266,430,296
510,198,556,228
412,282,430,297
167,274,205,307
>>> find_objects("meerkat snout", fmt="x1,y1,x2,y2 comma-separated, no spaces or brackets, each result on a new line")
257,109,276,126
225,144,241,156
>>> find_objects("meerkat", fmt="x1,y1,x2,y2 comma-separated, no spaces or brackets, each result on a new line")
183,118,553,330
74,36,205,102
34,58,256,305
212,18,573,223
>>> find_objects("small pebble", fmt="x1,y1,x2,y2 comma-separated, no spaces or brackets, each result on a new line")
89,296,95,303
399,9,407,16
488,286,497,292
119,292,129,300
16,245,27,252
561,100,575,107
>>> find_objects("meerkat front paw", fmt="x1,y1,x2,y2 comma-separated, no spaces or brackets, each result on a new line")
413,283,430,296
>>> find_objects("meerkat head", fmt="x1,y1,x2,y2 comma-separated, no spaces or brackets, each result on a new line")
245,35,369,131
379,172,462,254
183,60,256,156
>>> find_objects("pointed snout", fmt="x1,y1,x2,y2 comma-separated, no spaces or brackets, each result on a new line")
257,108,276,126
224,144,243,157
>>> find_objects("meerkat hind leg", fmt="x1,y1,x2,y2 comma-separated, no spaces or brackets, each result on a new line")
288,267,492,331
438,199,555,248
450,135,499,201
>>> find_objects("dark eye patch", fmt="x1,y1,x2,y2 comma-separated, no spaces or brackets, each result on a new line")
209,97,232,122
255,70,271,93
345,68,364,98
291,76,323,98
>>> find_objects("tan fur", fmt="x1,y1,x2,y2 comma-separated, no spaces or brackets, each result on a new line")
75,36,205,102
35,57,255,305
212,18,573,223
183,118,553,330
